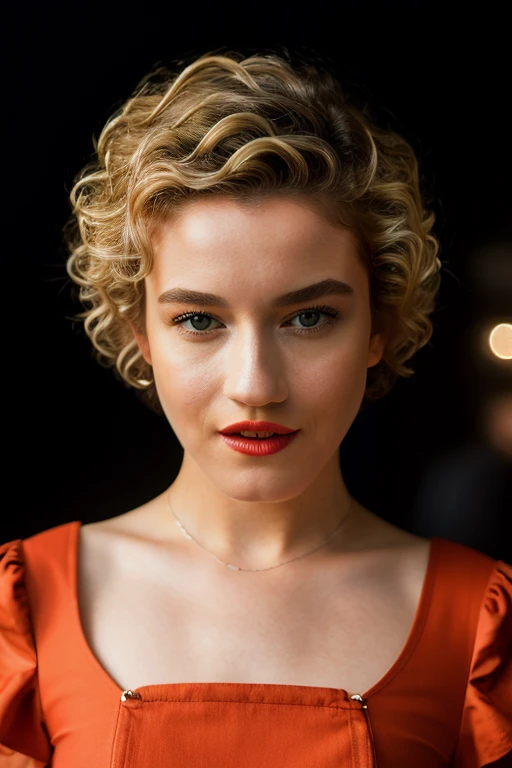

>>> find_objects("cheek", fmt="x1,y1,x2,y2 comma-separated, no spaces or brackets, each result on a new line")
298,319,370,388
289,324,371,452
307,378,365,460
150,339,216,429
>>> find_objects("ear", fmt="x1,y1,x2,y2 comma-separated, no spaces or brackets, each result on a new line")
367,331,387,368
129,321,152,367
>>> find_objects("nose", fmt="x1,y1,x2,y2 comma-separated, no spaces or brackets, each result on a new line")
223,325,288,406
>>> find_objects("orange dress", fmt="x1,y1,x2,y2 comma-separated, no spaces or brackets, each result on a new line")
0,520,511,768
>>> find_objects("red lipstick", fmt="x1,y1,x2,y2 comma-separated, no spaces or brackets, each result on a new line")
218,421,300,456
219,421,297,435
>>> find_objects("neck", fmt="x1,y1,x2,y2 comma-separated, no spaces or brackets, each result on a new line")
163,450,356,571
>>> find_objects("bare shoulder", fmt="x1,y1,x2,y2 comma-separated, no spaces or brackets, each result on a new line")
80,492,173,544
345,503,430,553
78,498,168,581
340,504,432,600
77,496,176,611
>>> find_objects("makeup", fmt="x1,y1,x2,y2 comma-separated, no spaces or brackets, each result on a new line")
220,431,299,456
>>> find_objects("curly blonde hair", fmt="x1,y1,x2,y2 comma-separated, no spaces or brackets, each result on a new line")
64,48,442,416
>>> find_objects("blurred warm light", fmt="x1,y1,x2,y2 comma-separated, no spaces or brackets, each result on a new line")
482,392,512,458
488,323,512,360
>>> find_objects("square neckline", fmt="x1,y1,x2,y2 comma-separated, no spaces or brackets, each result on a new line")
69,520,439,702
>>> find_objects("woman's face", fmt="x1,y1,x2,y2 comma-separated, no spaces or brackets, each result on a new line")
132,195,385,500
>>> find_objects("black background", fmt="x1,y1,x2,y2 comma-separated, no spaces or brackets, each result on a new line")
5,1,511,560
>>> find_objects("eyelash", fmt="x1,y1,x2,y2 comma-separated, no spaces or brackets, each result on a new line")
170,304,340,339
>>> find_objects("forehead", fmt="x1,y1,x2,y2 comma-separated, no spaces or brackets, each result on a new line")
148,195,366,286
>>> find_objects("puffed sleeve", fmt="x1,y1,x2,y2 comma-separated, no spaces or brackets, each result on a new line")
453,559,512,767
0,539,52,767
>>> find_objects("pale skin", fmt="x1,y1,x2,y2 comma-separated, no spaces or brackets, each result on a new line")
129,193,400,569
78,193,431,693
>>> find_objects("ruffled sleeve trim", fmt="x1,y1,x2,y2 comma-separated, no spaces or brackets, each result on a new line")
0,539,52,766
453,559,512,767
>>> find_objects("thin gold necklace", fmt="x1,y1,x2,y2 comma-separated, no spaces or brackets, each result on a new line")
167,491,354,572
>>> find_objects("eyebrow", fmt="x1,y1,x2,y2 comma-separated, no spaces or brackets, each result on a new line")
157,278,354,309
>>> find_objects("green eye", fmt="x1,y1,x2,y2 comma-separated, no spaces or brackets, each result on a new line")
171,304,340,338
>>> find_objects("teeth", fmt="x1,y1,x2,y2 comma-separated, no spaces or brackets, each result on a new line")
239,430,276,438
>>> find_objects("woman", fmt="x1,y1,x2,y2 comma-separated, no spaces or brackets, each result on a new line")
1,49,510,767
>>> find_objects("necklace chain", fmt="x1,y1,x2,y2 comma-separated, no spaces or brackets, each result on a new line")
167,491,354,572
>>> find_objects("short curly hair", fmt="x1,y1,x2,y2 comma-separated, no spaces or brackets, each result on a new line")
64,48,442,416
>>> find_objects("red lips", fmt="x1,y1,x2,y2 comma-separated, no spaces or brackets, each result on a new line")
219,421,298,435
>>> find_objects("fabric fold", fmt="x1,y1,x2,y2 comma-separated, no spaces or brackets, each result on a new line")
453,560,512,767
0,540,52,766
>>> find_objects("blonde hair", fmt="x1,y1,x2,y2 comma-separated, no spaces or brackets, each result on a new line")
64,48,442,415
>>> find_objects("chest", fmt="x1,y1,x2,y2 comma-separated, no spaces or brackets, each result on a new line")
77,527,431,696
